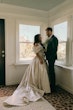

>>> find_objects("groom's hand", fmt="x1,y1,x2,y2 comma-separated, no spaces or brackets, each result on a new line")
40,59,43,64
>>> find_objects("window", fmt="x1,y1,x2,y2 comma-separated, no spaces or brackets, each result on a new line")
54,21,68,61
17,24,40,64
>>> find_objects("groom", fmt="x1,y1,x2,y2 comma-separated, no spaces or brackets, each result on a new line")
45,27,58,92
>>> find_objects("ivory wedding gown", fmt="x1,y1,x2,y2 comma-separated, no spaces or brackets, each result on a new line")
3,43,50,106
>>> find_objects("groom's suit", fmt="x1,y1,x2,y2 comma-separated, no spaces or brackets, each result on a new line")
45,35,58,92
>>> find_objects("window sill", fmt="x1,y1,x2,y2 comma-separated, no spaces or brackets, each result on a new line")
14,60,73,70
55,61,73,70
15,63,29,66
15,59,33,66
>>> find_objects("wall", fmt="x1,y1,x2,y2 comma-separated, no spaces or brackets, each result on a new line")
55,66,73,94
48,0,73,94
0,3,48,85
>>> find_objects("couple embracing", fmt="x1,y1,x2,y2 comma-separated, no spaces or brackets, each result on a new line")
4,27,58,106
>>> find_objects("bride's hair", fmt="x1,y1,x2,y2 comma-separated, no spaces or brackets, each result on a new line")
34,34,41,45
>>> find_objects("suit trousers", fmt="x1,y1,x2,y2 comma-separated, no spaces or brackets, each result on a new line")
48,60,56,91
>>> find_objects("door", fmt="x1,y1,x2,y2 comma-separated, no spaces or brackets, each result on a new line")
0,19,5,85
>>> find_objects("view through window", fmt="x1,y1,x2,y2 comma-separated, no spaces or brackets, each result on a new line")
19,24,40,61
54,21,67,61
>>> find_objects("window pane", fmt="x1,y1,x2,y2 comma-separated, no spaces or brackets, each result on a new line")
54,21,67,42
19,24,40,42
57,42,66,61
19,43,35,61
19,24,40,61
54,21,67,61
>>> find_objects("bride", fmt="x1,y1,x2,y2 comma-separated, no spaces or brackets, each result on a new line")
3,34,51,106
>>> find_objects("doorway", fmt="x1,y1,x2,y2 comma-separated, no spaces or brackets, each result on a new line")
0,19,5,85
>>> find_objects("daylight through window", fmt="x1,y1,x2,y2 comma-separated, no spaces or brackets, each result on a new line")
54,21,67,61
19,24,40,61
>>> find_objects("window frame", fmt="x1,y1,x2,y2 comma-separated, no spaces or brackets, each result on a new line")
16,20,42,65
52,16,73,66
52,20,68,65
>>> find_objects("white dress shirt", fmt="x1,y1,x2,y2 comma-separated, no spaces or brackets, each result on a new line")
43,35,53,51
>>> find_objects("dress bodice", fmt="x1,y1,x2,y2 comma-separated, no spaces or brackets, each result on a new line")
33,43,45,59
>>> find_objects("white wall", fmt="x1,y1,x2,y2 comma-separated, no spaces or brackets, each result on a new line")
5,18,29,85
48,0,73,94
0,3,48,85
55,66,73,94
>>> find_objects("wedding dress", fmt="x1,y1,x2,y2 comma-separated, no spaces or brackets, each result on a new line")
3,43,50,106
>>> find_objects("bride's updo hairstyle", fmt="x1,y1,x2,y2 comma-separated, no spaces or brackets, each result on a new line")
34,34,41,45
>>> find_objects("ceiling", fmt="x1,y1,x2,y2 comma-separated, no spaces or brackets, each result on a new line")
0,0,66,11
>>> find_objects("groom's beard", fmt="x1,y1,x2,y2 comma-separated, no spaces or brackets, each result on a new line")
48,35,51,37
39,41,42,43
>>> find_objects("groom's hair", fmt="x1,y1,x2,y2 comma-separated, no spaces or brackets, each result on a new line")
46,27,53,32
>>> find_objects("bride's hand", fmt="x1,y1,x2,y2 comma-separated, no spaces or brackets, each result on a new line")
40,59,43,64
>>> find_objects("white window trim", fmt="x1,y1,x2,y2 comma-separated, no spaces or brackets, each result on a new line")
16,20,43,65
55,61,73,70
51,20,68,65
51,16,73,66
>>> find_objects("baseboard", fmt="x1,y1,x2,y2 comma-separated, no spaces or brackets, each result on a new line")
6,82,19,86
58,84,73,94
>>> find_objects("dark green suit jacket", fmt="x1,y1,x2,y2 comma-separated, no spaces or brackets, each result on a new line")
46,35,58,63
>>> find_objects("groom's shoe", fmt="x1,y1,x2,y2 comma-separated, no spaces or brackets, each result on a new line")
44,93,51,95
51,86,57,92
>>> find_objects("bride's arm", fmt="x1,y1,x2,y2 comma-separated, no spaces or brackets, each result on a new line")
34,43,43,64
